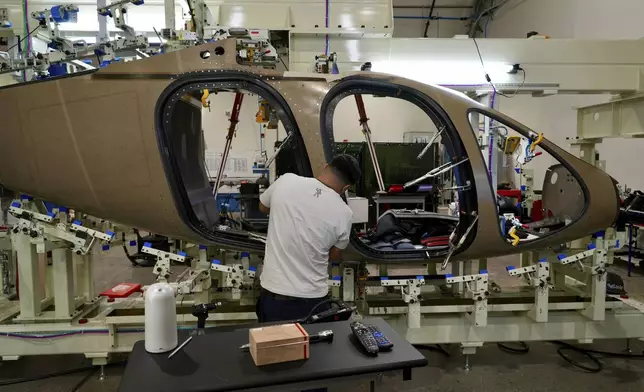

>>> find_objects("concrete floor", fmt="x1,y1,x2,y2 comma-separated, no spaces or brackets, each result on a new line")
1,248,644,391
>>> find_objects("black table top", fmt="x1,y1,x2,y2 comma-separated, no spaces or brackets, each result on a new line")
118,318,427,392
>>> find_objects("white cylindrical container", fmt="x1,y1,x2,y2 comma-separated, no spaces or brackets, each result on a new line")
144,283,178,353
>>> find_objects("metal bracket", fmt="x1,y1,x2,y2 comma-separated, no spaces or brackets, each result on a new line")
328,277,341,287
507,259,551,322
142,242,186,283
380,277,426,329
211,260,255,290
445,270,489,326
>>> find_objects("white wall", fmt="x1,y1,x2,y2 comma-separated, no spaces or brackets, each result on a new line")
487,0,644,190
202,93,437,179
332,95,439,142
202,92,280,178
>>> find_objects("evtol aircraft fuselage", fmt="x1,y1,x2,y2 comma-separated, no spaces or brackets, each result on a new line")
0,39,620,264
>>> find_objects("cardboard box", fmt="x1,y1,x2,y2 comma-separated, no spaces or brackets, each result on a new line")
249,323,309,366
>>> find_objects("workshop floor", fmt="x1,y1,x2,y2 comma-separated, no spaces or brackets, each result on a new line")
1,249,644,392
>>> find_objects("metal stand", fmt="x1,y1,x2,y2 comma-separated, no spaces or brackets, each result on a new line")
354,94,385,192
212,92,245,200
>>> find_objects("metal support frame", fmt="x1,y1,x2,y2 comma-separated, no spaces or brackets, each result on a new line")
11,233,42,319
342,267,355,302
52,247,75,318
97,0,144,38
506,259,550,322
381,277,425,329
445,271,489,327
141,242,187,283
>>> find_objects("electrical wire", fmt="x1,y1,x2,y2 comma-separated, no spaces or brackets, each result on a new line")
414,344,451,357
472,37,526,98
0,361,125,387
497,341,530,354
6,25,40,53
469,0,511,37
68,369,96,392
495,340,644,373
279,55,289,71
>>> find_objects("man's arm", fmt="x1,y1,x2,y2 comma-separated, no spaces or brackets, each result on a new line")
259,176,284,214
330,215,352,261
329,246,343,261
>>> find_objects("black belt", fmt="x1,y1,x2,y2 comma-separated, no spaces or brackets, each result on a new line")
260,288,302,301
260,288,328,302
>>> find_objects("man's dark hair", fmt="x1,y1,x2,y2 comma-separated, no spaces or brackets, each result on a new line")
329,154,362,185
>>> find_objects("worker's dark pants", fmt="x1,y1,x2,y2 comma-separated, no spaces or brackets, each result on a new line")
256,288,330,323
256,289,330,392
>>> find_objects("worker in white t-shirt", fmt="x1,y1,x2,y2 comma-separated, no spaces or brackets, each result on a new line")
256,154,362,322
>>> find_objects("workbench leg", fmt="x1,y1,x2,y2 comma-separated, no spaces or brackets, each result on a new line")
13,233,42,318
53,248,75,318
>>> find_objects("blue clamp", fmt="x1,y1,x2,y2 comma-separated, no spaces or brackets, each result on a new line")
73,220,82,226
133,0,145,5
20,194,33,201
416,275,425,280
211,259,221,265
177,251,187,257
333,276,341,281
593,230,605,238
249,266,257,272
143,242,152,248
506,265,515,271
102,244,110,251
106,231,115,239
47,212,55,218
10,201,20,208
514,168,521,174
58,206,69,213
241,252,250,258
587,243,596,250
129,240,137,246
516,202,522,208
557,253,567,261
380,277,389,281
520,185,527,191
615,240,620,248
480,269,488,275
445,274,454,278
199,245,207,250
538,258,548,263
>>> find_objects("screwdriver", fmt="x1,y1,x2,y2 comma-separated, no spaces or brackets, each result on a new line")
239,330,334,350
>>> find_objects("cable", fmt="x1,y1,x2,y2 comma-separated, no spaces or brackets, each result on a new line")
279,56,289,71
497,341,530,354
553,341,603,373
469,0,511,37
414,344,450,357
6,25,40,53
68,369,96,392
472,37,526,98
0,361,125,387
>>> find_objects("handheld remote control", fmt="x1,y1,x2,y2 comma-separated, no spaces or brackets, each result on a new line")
350,321,379,356
367,324,394,351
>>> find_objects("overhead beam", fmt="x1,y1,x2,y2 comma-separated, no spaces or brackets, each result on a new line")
393,4,474,9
